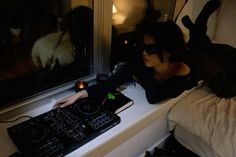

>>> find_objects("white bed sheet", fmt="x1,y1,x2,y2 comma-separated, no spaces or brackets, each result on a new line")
174,125,219,157
168,85,236,157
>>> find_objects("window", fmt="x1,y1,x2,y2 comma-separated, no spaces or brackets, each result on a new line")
112,0,176,34
0,0,112,108
0,0,179,109
111,0,176,66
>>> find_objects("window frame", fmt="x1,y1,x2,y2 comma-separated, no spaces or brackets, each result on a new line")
0,0,113,112
93,0,113,74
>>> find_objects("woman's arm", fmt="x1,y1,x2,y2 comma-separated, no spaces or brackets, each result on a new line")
53,64,134,108
53,90,88,108
86,64,134,99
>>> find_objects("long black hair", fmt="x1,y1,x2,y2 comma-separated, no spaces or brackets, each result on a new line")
55,6,93,52
143,21,186,62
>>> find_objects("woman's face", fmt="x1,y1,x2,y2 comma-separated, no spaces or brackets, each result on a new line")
142,34,162,67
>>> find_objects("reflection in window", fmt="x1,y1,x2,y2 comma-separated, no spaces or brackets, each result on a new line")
111,0,176,66
0,0,94,106
112,0,176,34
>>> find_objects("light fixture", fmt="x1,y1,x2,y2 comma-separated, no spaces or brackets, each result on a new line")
112,4,117,13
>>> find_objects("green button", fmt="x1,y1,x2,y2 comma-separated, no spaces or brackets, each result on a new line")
107,93,115,100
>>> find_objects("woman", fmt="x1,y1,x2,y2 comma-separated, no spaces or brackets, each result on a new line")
54,21,197,108
182,0,236,98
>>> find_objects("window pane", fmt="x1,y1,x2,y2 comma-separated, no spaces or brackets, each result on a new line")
112,0,175,34
0,0,94,106
111,0,176,66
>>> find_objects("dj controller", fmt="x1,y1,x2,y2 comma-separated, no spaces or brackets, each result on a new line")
7,98,121,157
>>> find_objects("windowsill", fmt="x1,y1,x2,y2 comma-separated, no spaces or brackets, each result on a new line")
0,83,193,157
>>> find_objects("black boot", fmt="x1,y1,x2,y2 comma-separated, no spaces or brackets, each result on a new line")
182,0,221,49
181,15,193,30
195,0,221,26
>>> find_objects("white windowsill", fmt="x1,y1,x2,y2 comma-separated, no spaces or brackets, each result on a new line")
0,83,193,157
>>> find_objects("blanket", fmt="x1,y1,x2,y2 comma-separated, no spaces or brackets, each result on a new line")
168,85,236,157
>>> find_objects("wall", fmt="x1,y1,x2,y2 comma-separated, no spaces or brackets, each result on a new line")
175,0,217,41
214,0,236,47
176,0,236,48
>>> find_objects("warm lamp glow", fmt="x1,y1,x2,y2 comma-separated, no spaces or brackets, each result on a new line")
112,4,117,13
112,3,126,25
112,14,126,25
75,81,88,91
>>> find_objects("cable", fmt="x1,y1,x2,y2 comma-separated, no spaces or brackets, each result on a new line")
174,0,189,23
0,115,33,123
101,92,121,106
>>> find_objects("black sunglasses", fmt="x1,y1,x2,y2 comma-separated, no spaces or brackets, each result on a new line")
143,44,161,55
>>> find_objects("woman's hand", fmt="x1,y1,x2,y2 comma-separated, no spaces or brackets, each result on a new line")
53,90,88,108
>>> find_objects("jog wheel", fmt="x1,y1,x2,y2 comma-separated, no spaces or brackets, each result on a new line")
75,98,100,116
20,124,47,143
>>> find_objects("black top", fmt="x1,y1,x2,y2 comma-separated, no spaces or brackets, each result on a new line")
87,60,197,104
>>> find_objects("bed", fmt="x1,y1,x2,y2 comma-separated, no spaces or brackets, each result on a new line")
167,84,236,157
167,0,236,157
